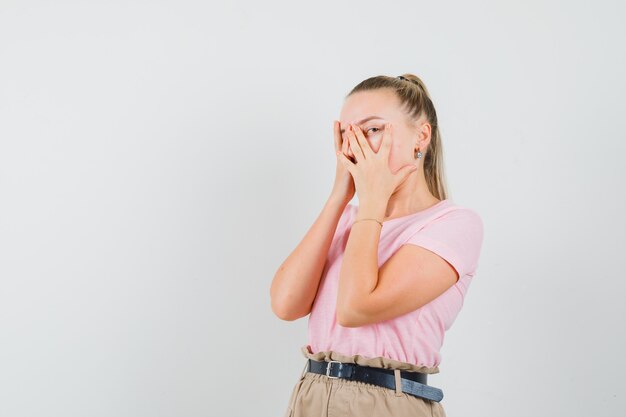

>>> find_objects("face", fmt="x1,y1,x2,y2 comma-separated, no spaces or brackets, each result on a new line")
339,88,430,173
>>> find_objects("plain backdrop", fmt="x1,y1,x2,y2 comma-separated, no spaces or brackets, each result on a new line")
1,1,625,416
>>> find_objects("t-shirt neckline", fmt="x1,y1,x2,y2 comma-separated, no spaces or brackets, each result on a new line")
361,198,450,225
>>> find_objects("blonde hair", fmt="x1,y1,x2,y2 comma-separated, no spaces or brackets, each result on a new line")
345,74,448,200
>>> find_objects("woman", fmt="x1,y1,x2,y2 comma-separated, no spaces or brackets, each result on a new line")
270,74,484,417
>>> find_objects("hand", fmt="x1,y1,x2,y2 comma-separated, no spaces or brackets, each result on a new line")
330,120,355,205
336,123,417,205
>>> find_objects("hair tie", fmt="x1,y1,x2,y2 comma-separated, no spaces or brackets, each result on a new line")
397,75,419,87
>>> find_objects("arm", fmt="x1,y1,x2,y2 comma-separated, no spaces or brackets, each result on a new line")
335,200,386,326
337,206,482,328
270,194,348,321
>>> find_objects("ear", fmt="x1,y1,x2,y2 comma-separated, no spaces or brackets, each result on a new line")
415,122,432,150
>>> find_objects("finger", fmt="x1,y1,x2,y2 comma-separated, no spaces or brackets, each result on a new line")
341,130,350,154
333,120,341,153
341,132,355,164
347,128,365,162
336,149,356,174
351,124,374,158
380,123,393,158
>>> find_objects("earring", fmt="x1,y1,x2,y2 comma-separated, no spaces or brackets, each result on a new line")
415,149,423,159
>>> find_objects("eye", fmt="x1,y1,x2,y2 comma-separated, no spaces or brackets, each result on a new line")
366,127,381,134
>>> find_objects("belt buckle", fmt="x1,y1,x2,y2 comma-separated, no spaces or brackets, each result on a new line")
325,360,342,379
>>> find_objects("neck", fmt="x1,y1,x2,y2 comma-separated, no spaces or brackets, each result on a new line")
383,169,440,220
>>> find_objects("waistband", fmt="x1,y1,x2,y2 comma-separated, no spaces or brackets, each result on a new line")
300,344,440,374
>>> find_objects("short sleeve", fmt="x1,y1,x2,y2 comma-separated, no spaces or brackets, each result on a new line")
330,203,354,246
404,208,484,279
336,203,354,233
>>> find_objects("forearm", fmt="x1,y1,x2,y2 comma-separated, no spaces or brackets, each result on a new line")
270,194,348,320
336,200,387,326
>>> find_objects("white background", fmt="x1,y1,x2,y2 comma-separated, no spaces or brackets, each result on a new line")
1,1,624,416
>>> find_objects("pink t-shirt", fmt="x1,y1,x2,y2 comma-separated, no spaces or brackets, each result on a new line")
306,198,484,368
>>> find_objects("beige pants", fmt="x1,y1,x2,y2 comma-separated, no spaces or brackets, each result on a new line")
283,345,447,417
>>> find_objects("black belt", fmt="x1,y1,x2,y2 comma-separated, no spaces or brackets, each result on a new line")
306,359,444,403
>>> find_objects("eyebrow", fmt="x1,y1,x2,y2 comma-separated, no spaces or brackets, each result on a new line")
340,116,385,134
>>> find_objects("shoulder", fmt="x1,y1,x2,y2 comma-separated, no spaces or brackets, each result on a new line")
404,202,484,278
440,205,483,230
425,202,483,231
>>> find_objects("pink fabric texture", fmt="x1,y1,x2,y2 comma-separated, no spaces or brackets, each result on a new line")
306,198,484,368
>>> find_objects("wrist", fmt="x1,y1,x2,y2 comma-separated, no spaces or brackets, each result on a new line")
326,193,350,211
328,191,351,207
